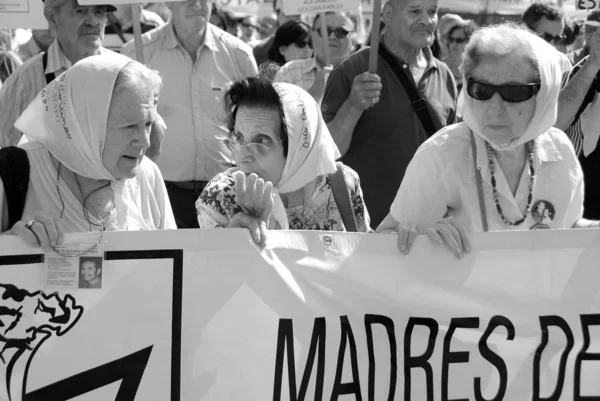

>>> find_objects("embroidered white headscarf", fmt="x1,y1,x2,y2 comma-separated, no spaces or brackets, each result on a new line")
458,26,561,151
15,54,151,231
270,83,340,229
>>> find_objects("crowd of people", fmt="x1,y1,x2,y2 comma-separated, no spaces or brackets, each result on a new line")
0,0,599,259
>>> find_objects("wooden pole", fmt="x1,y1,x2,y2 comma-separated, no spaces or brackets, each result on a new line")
131,4,145,63
319,12,331,66
367,0,382,73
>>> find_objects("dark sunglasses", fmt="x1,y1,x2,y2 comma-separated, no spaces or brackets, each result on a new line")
448,37,468,44
294,39,312,48
314,26,351,39
537,31,566,45
466,79,541,103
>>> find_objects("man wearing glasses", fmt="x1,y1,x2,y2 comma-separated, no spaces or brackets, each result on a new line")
555,14,600,222
521,1,571,74
321,0,457,229
274,10,361,103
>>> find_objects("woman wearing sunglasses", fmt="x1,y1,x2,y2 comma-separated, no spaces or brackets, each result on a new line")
273,9,363,103
196,77,371,246
267,20,313,66
443,20,477,92
376,23,599,258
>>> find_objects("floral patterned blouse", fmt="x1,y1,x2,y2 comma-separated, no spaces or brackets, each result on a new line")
196,165,372,232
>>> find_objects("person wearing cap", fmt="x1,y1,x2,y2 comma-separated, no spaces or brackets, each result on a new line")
0,0,116,148
522,1,572,74
555,12,600,221
567,11,600,66
121,0,258,229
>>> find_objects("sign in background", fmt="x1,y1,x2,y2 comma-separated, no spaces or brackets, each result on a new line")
1,228,600,400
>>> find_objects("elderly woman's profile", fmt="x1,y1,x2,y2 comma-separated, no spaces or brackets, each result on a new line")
0,54,176,250
195,78,371,245
377,23,599,257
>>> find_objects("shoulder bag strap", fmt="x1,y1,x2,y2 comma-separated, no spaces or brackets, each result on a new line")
0,146,30,228
330,162,358,232
378,45,437,137
42,52,56,85
470,131,488,232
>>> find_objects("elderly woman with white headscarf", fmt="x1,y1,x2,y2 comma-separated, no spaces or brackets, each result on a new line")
196,78,371,245
0,54,176,250
376,23,599,258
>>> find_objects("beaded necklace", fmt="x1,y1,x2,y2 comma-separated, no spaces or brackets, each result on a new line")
486,140,535,226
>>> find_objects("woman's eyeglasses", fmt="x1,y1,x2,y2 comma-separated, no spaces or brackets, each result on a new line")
294,40,312,49
466,79,541,103
314,26,351,39
224,134,284,156
537,31,566,45
448,37,468,44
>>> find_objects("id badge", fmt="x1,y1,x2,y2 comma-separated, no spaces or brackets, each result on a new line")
45,244,105,290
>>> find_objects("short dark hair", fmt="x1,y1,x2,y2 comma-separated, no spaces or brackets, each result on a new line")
80,257,101,270
224,77,289,156
267,20,311,66
522,2,563,31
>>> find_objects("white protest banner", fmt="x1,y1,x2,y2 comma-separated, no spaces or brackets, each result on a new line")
0,0,46,30
280,0,360,18
1,228,600,400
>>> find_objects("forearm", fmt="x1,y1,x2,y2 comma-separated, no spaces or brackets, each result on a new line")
556,62,600,131
573,218,600,228
327,100,364,156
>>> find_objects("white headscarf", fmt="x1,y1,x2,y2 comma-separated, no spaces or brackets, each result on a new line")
458,29,562,151
15,54,150,231
270,83,341,229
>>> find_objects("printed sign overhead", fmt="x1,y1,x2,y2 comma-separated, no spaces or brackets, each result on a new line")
281,0,360,16
1,228,600,400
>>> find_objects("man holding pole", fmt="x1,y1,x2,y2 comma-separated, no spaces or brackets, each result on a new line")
321,0,456,228
121,0,258,229
0,0,116,147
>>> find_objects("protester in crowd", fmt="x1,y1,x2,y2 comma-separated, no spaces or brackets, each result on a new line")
104,4,164,52
0,51,22,83
252,0,300,66
322,0,457,229
555,25,600,221
522,1,571,74
266,20,312,66
17,29,55,61
196,78,371,245
376,24,598,259
274,10,363,104
0,0,118,148
436,13,463,61
122,0,258,229
238,15,259,43
444,20,477,92
259,14,277,39
0,55,176,250
567,12,599,66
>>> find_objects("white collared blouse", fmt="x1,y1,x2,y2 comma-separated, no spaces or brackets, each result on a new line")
389,122,584,232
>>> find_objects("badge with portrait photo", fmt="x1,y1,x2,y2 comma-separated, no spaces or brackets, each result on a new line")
44,244,104,290
530,200,556,230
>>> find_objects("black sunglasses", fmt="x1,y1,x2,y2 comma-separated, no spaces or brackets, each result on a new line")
466,79,541,103
537,31,566,45
294,39,312,48
314,26,351,39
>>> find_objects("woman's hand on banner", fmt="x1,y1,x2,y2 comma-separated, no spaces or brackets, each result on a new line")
2,214,65,251
232,171,274,247
425,217,471,259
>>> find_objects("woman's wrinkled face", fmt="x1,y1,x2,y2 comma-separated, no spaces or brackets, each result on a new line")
469,52,538,148
103,87,155,179
232,106,287,185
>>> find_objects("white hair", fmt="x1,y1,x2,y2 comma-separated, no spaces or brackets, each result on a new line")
112,61,163,100
461,22,540,81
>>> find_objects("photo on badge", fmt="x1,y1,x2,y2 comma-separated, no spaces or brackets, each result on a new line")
78,256,103,289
